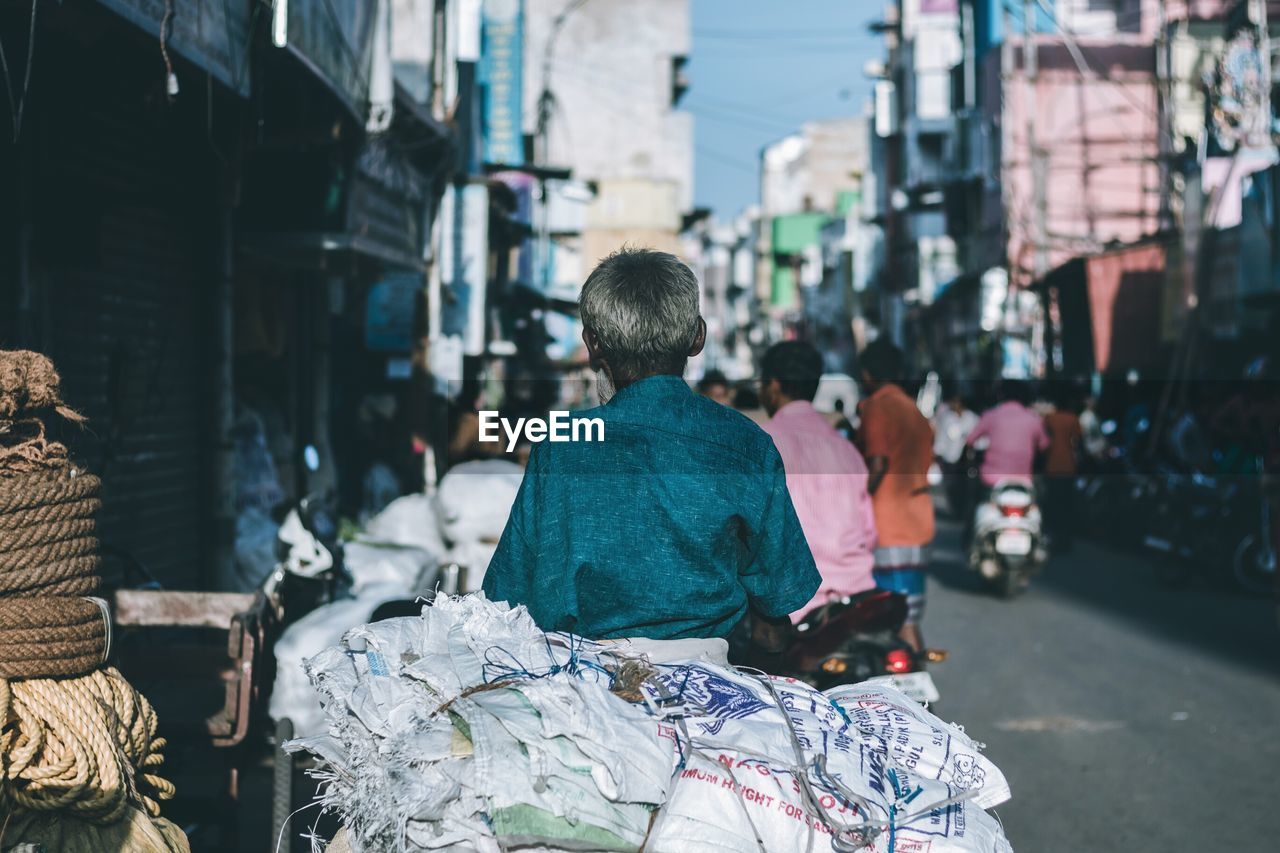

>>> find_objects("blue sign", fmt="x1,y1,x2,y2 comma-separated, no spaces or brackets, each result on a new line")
366,273,422,352
481,0,525,167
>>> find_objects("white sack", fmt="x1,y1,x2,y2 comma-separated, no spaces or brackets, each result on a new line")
360,493,448,561
435,459,524,545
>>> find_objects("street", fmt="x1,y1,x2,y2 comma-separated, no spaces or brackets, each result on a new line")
926,513,1280,852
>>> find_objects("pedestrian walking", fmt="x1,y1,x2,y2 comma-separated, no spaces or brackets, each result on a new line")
1043,388,1084,551
856,339,934,652
933,387,978,516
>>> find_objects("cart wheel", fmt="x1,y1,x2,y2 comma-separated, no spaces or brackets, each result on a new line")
272,717,295,852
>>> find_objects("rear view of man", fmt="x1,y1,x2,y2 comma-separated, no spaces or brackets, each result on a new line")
967,381,1049,487
483,249,820,657
857,339,935,651
760,342,877,623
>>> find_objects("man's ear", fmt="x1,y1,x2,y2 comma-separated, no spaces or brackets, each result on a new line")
583,329,605,370
688,317,707,358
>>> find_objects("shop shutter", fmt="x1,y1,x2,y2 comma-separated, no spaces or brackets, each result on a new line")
37,93,211,590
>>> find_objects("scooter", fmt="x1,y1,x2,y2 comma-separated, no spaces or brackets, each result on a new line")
786,589,946,703
969,479,1048,598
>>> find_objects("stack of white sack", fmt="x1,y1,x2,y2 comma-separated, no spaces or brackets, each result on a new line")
433,459,524,591
287,595,1014,853
271,498,441,737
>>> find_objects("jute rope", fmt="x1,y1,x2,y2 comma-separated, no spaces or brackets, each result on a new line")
0,350,185,852
0,468,106,675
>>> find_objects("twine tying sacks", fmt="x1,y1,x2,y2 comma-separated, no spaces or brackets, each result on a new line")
0,350,186,852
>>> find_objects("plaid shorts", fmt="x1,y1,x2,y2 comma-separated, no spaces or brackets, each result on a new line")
873,545,930,625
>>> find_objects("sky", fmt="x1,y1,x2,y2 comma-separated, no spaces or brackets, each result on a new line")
687,0,884,219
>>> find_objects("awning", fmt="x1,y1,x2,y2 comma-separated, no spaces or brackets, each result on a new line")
271,0,389,128
96,0,251,96
1039,242,1168,376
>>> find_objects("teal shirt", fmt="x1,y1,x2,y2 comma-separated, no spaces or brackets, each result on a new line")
481,374,821,640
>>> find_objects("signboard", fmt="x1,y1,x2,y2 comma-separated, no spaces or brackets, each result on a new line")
99,0,250,96
366,272,422,352
438,184,490,356
481,0,525,166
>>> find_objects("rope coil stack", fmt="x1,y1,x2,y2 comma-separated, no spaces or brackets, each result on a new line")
0,350,186,853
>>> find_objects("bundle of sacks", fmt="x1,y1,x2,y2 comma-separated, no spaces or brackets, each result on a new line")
269,459,523,737
288,595,1014,853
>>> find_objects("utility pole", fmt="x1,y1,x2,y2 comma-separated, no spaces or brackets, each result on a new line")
1252,0,1271,147
1024,0,1048,280
532,1,588,295
1155,0,1173,231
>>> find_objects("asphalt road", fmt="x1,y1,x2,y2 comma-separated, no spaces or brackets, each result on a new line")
924,513,1280,852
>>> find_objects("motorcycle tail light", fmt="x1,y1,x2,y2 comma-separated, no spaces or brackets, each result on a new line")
885,649,913,674
1000,505,1026,517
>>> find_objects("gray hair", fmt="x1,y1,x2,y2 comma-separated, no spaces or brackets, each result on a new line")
579,248,701,379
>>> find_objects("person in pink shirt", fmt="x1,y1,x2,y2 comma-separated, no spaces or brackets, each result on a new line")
760,342,878,623
965,381,1050,486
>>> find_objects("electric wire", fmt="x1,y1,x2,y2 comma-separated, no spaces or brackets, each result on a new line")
0,0,38,142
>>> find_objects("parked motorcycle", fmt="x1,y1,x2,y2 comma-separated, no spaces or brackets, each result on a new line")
1232,490,1277,596
969,479,1048,598
261,492,353,626
786,589,946,703
1075,443,1153,548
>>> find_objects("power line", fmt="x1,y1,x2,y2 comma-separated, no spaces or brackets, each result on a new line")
693,27,876,41
697,144,758,174
684,92,819,127
1030,0,1175,147
0,0,38,142
688,104,802,136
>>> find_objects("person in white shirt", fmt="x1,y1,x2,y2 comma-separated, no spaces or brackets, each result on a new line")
933,391,979,465
1079,396,1107,463
933,390,979,518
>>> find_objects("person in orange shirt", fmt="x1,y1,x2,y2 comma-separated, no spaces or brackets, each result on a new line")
1043,386,1084,552
856,339,935,651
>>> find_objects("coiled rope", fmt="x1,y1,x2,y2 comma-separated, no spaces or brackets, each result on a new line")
0,349,186,852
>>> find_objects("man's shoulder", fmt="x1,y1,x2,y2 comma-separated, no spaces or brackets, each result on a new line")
537,395,778,471
681,395,779,461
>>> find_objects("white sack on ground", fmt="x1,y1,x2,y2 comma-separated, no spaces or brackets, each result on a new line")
359,493,448,562
344,540,438,596
289,595,1014,853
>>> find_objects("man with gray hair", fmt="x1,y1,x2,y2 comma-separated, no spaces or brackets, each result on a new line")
483,248,820,653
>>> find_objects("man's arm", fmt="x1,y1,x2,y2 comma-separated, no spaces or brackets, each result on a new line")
861,402,890,494
866,456,889,495
740,450,821,621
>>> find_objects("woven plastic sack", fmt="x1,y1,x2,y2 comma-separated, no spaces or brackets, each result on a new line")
647,749,1013,853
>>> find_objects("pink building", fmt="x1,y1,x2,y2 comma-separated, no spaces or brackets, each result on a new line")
995,41,1162,290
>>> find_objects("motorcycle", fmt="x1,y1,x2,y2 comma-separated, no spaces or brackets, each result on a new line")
261,492,353,627
969,479,1048,598
786,589,946,703
1232,488,1278,596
